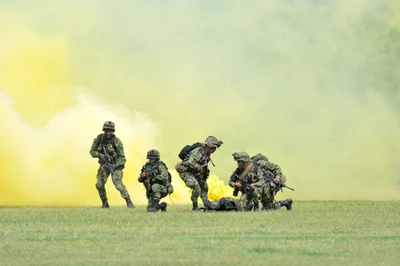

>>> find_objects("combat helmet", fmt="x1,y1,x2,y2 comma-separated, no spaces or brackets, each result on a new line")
205,136,223,148
147,149,160,159
232,152,250,162
103,121,115,132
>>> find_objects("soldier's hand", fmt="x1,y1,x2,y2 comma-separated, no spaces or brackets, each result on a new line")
98,153,105,162
141,171,148,178
273,178,280,184
199,167,205,174
235,182,243,189
175,163,183,172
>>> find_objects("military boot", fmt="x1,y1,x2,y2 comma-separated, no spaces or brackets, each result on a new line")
148,201,160,212
159,202,167,212
192,201,199,211
253,200,260,212
245,204,254,211
101,199,109,208
125,197,135,208
261,198,269,211
279,198,293,211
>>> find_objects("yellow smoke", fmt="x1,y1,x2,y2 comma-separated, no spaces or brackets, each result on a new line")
0,12,220,206
0,13,73,125
1,1,399,206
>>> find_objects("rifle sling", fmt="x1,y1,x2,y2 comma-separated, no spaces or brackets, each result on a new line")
240,162,254,179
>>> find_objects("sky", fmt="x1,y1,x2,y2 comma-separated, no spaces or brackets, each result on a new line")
0,0,399,206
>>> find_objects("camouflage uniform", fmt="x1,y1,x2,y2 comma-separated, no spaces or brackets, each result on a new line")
202,197,243,211
89,121,134,208
229,152,265,211
176,136,223,211
138,149,173,212
251,153,292,211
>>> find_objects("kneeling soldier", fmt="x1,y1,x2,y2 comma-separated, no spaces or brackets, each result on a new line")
138,149,172,212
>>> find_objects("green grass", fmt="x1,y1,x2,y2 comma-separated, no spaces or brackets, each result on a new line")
0,201,399,265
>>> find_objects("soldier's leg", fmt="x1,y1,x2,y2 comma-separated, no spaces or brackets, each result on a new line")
237,193,253,211
179,172,201,210
198,180,209,206
252,198,260,212
111,170,134,208
148,184,168,212
146,190,153,211
95,166,110,207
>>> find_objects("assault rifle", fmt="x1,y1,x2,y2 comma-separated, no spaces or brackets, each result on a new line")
197,155,212,180
233,175,255,196
264,176,294,191
199,163,210,180
141,165,159,180
102,146,115,174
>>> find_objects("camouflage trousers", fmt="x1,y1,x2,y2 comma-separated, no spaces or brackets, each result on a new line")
178,171,208,203
96,165,130,201
260,184,282,210
237,187,262,211
145,183,168,206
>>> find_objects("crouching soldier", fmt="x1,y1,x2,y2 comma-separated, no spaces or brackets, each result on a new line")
138,149,173,212
229,152,265,211
251,153,293,211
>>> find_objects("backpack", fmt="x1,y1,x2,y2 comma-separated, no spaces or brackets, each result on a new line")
215,197,238,211
250,153,269,163
178,142,203,160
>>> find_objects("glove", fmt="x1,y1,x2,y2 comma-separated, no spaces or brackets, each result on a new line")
98,153,105,162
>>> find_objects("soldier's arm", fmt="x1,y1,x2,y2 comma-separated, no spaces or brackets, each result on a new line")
138,166,145,183
155,164,169,183
184,148,203,171
229,170,238,188
114,138,127,168
273,163,283,180
253,168,265,187
89,137,100,158
259,160,281,178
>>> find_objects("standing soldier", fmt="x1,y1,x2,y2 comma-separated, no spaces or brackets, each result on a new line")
138,149,173,212
175,136,223,211
229,152,265,211
251,153,293,211
89,121,135,208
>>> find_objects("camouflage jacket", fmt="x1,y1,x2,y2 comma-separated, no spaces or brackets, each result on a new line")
138,161,170,187
256,159,283,181
208,197,241,211
181,146,210,174
89,133,126,169
229,164,265,188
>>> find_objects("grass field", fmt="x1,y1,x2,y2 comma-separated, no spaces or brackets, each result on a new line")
0,201,399,266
